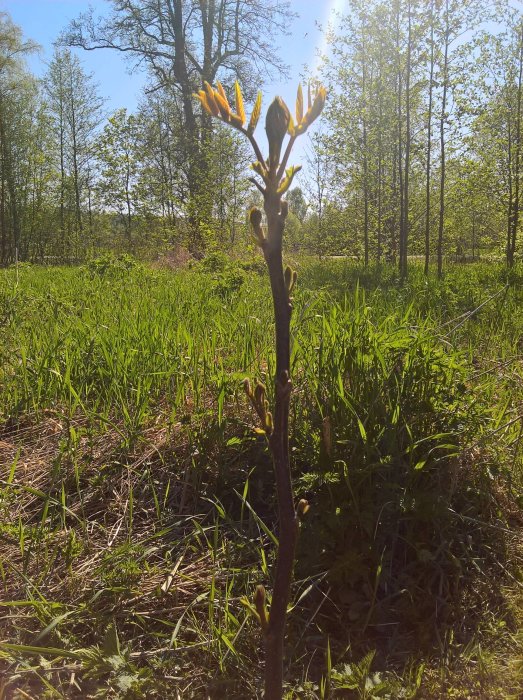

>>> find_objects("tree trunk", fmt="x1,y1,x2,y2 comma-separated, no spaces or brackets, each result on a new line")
438,0,450,279
508,23,523,267
507,120,513,266
396,0,404,274
401,0,412,279
425,0,435,275
59,64,66,256
172,0,208,255
0,98,6,265
362,21,369,266
125,154,132,243
377,41,384,264
472,211,476,259
69,78,83,242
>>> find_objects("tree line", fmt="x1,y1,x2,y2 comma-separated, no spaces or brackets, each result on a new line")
1,0,523,270
0,0,289,264
315,0,523,271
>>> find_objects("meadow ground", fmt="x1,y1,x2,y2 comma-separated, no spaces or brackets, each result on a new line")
0,256,522,699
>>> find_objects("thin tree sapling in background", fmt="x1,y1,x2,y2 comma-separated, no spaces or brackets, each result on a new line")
194,81,326,699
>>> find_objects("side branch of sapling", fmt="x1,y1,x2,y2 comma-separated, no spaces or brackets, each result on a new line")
194,79,325,700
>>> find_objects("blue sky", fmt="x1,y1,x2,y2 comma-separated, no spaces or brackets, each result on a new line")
1,2,514,167
0,0,341,162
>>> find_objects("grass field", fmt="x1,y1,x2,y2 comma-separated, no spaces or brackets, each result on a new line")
0,257,522,698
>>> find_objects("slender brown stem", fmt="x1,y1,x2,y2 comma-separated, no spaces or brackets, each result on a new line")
239,127,267,172
277,134,297,181
195,81,324,700
261,193,297,700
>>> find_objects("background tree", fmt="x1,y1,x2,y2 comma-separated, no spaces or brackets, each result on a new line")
433,0,483,276
0,13,39,264
95,108,140,245
24,98,57,262
211,122,253,247
304,131,332,258
286,187,308,224
135,91,187,242
62,0,293,254
424,0,436,273
471,10,523,266
45,49,103,260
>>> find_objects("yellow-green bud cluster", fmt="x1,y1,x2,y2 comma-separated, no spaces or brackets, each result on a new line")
249,207,265,247
244,377,273,435
254,584,269,632
284,265,297,296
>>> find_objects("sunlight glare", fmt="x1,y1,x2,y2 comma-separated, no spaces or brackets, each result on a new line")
311,0,347,75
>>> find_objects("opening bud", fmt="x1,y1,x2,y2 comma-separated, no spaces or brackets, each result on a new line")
249,207,265,247
243,377,253,398
297,499,310,518
249,207,262,228
254,584,269,632
284,265,297,295
266,97,291,169
254,381,266,407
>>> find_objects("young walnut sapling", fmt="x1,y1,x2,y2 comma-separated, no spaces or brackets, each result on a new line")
194,80,325,700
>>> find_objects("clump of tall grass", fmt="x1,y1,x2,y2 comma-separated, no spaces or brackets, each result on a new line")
291,286,507,643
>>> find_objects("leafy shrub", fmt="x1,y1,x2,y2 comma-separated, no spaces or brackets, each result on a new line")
197,250,247,298
200,250,231,274
84,253,140,279
239,257,266,275
212,267,246,298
